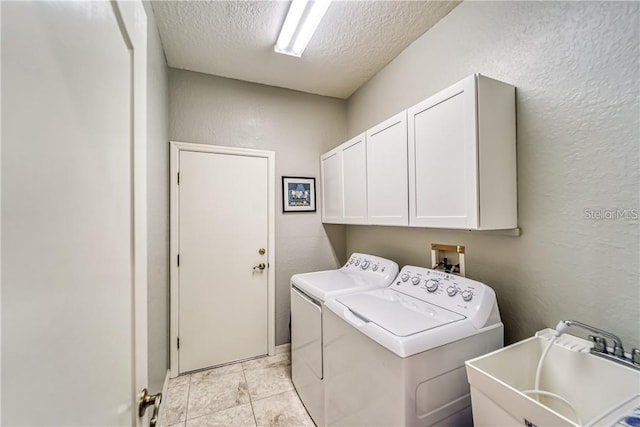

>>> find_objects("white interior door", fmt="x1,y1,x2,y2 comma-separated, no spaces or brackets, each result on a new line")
175,146,274,374
1,1,148,425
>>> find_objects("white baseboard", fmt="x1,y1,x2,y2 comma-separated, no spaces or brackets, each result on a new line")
275,343,291,354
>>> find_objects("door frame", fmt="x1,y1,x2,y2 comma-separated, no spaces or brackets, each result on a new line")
114,3,149,424
169,141,276,377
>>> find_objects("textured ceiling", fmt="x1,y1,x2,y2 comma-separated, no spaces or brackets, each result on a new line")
151,1,460,99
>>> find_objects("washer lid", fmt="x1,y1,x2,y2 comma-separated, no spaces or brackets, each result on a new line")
336,289,465,337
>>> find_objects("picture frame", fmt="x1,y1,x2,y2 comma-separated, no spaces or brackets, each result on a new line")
282,176,316,212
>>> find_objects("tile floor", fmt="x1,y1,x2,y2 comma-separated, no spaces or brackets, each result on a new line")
160,345,314,427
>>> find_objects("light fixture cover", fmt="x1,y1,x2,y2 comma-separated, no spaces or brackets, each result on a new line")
275,0,332,57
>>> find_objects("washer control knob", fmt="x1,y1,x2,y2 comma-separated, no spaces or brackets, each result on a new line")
411,276,421,286
361,261,370,270
425,279,439,292
372,264,379,271
354,259,361,266
447,286,458,297
349,258,355,265
401,274,410,282
461,290,473,302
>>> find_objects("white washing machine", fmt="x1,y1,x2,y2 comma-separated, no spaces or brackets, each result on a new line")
290,253,399,427
324,265,504,427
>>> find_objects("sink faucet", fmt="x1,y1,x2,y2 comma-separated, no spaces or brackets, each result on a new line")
557,320,640,370
559,320,625,357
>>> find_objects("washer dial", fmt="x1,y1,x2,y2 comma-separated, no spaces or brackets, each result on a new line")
425,279,439,292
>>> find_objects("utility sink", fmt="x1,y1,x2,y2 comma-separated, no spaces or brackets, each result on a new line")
466,329,640,426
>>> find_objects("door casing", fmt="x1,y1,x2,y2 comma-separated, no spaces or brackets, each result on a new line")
169,141,276,377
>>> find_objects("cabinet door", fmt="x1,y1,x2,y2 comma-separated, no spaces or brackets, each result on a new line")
366,111,408,225
340,133,367,224
408,75,479,228
320,148,342,223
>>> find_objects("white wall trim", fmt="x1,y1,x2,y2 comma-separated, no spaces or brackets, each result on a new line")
169,141,276,378
0,3,4,421
111,2,149,424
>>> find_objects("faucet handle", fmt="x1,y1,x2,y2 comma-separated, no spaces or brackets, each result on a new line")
589,335,608,354
612,342,625,358
632,348,640,365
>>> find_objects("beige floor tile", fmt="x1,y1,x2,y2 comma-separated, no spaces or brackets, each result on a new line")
168,374,191,389
252,390,314,427
162,351,308,427
241,352,290,371
243,364,293,401
186,403,256,427
163,384,189,425
191,363,244,385
187,371,250,419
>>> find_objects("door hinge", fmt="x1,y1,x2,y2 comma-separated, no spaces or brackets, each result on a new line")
177,172,180,185
177,337,180,350
177,254,180,267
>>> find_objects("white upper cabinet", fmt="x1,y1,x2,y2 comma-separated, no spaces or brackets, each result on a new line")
366,111,408,226
407,74,517,230
321,74,516,230
320,133,368,224
320,147,342,223
341,133,368,224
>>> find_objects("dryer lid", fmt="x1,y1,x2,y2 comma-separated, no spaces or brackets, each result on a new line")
336,289,465,337
291,270,379,302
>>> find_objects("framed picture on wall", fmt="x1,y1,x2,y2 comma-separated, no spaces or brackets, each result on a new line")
282,176,316,212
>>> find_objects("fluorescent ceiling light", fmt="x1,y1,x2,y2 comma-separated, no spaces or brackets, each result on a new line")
275,0,332,58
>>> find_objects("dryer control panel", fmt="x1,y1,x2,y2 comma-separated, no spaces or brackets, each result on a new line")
342,253,399,285
391,265,498,329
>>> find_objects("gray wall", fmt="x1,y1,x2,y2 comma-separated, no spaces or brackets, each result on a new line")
345,1,639,347
143,2,170,393
169,69,347,345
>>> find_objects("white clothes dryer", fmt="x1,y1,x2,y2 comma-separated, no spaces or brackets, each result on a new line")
324,265,504,427
290,253,398,427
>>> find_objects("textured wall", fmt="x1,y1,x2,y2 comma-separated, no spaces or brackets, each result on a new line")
346,1,640,347
169,69,347,345
143,1,170,393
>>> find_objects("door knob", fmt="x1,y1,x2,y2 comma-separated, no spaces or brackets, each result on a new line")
253,263,266,271
138,388,162,427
